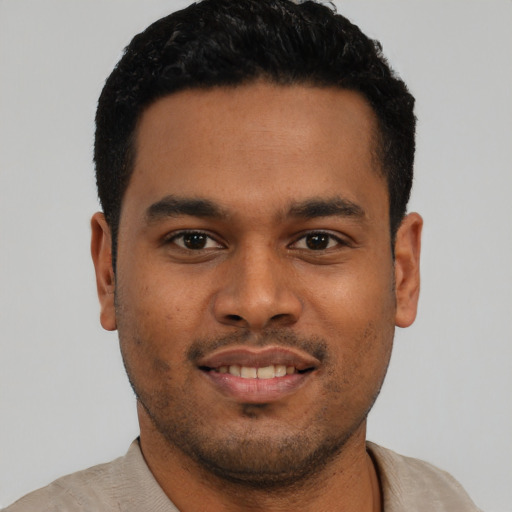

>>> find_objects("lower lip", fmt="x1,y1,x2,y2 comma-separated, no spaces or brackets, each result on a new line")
201,370,311,403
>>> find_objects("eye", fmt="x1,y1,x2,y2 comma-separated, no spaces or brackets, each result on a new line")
169,231,223,250
292,232,343,251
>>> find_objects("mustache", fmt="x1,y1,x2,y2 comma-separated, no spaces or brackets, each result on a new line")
186,329,329,364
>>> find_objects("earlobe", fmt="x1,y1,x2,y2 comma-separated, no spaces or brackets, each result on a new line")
394,212,423,328
90,212,117,331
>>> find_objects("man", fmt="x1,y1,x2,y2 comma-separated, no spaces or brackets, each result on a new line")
3,0,482,510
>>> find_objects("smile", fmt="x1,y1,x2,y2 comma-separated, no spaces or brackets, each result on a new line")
209,364,301,378
197,347,318,403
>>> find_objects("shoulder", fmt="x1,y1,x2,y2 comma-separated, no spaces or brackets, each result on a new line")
2,441,140,512
2,457,124,512
367,442,482,512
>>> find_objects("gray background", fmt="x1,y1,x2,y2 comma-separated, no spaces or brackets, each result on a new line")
1,1,511,510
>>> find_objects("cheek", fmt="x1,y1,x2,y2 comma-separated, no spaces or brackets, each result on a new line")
302,261,396,329
120,261,208,321
300,262,396,376
115,267,207,368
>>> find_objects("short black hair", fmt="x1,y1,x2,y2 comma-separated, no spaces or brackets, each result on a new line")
95,0,415,265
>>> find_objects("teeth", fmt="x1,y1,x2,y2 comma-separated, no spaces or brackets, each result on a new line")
228,364,241,377
275,365,287,377
241,366,257,379
216,364,297,378
257,366,275,379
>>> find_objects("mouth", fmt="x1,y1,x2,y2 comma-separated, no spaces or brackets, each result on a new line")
197,347,318,403
200,363,312,378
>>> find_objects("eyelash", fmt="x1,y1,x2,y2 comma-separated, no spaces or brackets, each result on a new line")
291,231,347,251
165,230,347,252
166,230,224,251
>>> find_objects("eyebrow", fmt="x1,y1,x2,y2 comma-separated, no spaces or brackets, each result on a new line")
145,194,365,224
145,195,227,223
287,197,365,219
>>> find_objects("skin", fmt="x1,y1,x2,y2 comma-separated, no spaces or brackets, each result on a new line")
91,82,422,512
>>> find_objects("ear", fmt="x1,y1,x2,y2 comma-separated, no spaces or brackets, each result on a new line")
394,212,423,328
90,212,117,331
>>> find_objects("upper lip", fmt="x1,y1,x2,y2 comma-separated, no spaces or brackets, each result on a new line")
196,346,320,372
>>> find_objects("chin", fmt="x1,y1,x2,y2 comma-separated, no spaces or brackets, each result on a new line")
139,394,366,490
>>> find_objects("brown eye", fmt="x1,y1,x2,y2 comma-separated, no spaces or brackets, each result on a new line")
183,233,208,249
291,232,343,251
171,231,223,250
305,233,331,250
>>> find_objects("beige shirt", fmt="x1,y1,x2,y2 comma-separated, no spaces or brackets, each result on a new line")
3,439,482,511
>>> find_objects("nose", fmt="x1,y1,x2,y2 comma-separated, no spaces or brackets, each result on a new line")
212,246,303,331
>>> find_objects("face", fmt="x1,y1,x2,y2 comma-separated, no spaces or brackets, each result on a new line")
92,82,421,487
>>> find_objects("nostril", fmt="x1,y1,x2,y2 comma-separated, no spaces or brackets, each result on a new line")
270,313,292,322
226,314,243,322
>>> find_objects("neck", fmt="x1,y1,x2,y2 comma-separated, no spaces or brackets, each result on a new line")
138,408,381,512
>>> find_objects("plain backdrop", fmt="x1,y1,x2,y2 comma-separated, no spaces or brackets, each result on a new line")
1,1,511,510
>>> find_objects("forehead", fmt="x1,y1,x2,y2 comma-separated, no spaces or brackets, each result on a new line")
125,82,387,222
